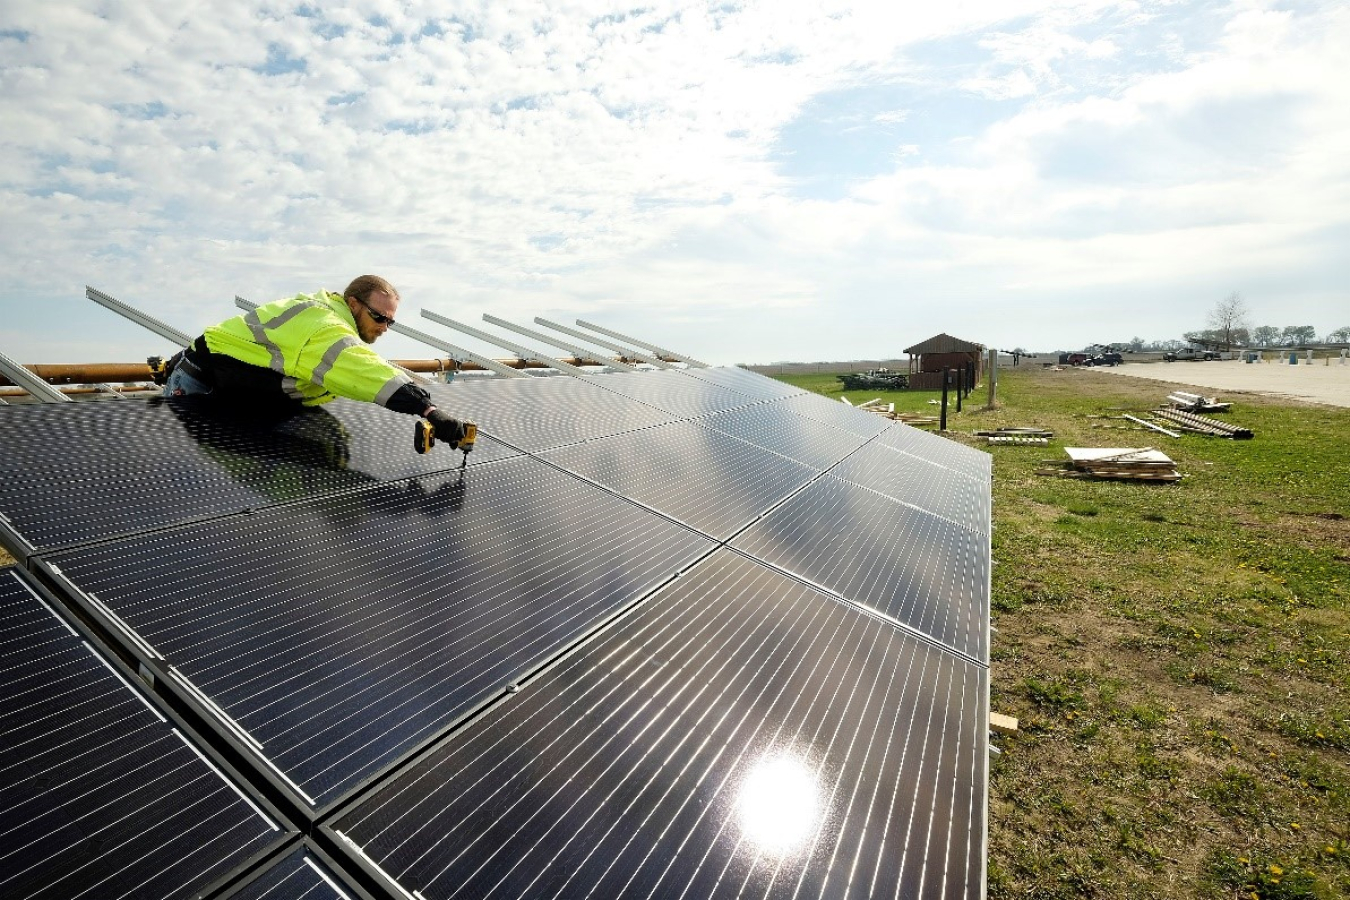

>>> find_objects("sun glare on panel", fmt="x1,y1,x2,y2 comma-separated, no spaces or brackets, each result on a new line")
734,755,822,855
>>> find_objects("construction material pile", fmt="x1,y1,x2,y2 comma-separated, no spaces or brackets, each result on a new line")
1153,407,1253,439
975,427,1052,445
1167,391,1231,413
1037,447,1181,481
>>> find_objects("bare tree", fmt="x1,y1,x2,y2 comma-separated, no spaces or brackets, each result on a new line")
1328,326,1350,343
1207,292,1251,348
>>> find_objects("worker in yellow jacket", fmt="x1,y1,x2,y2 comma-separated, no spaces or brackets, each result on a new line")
164,274,467,442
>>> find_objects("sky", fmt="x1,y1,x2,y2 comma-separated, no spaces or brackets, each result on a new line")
1,0,1346,367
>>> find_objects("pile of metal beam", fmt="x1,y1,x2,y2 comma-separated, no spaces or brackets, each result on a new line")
1154,407,1254,439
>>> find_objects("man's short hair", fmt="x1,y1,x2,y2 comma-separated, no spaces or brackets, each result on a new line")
343,274,399,304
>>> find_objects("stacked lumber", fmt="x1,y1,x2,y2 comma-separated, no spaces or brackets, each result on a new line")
1167,391,1231,413
986,435,1048,445
1054,447,1181,481
1153,408,1253,439
976,427,1053,446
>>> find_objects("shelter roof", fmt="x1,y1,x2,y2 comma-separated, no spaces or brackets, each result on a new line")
904,332,985,354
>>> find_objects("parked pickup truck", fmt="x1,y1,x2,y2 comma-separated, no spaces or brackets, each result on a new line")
1163,348,1222,361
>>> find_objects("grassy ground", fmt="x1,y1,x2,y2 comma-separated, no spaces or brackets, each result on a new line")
777,365,1350,900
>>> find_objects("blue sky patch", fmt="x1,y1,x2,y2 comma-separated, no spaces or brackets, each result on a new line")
256,44,307,76
772,84,1011,199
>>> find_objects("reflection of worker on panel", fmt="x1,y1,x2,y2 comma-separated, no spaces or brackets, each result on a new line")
158,275,470,451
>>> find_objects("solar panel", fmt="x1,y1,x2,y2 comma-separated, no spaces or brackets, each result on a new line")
217,845,362,900
730,476,989,661
0,567,288,900
330,550,988,900
697,403,871,470
430,374,678,452
772,392,891,438
539,420,820,539
826,441,991,536
590,368,762,418
871,421,992,481
0,396,517,556
40,457,717,810
2,363,992,898
676,365,809,401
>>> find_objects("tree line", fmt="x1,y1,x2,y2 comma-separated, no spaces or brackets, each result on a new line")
1188,292,1347,348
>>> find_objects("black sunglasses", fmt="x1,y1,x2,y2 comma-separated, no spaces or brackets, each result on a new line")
357,297,395,326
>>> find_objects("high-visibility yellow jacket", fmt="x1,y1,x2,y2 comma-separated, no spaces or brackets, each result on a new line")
203,290,412,407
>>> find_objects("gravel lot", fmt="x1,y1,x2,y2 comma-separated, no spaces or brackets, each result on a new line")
1095,357,1350,408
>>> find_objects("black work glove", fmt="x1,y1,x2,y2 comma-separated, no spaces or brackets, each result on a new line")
426,408,467,445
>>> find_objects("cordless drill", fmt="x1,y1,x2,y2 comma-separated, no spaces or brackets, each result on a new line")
414,416,477,468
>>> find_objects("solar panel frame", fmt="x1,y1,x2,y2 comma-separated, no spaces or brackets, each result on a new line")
209,841,375,900
36,456,719,814
326,549,989,900
0,567,295,900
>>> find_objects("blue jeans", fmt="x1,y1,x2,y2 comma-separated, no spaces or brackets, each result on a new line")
164,361,213,398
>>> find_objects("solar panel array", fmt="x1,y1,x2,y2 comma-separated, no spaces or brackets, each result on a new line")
0,568,290,900
0,364,991,900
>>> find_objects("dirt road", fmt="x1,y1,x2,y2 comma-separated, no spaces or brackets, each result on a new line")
1095,357,1350,407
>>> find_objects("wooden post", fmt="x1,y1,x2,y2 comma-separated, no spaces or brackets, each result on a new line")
986,348,997,409
956,367,964,412
940,369,951,431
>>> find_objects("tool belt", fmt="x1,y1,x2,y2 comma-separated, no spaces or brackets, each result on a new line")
156,336,213,387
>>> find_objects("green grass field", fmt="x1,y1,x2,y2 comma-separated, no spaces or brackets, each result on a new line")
776,365,1350,900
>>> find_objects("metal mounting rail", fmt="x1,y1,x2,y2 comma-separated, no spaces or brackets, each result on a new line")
573,319,707,367
86,286,194,348
234,297,525,381
533,317,671,370
480,314,638,372
421,310,590,378
0,348,72,402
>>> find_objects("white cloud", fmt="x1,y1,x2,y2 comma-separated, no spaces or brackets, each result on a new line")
0,0,1346,366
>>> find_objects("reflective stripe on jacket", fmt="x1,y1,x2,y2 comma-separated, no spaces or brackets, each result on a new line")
203,291,410,406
